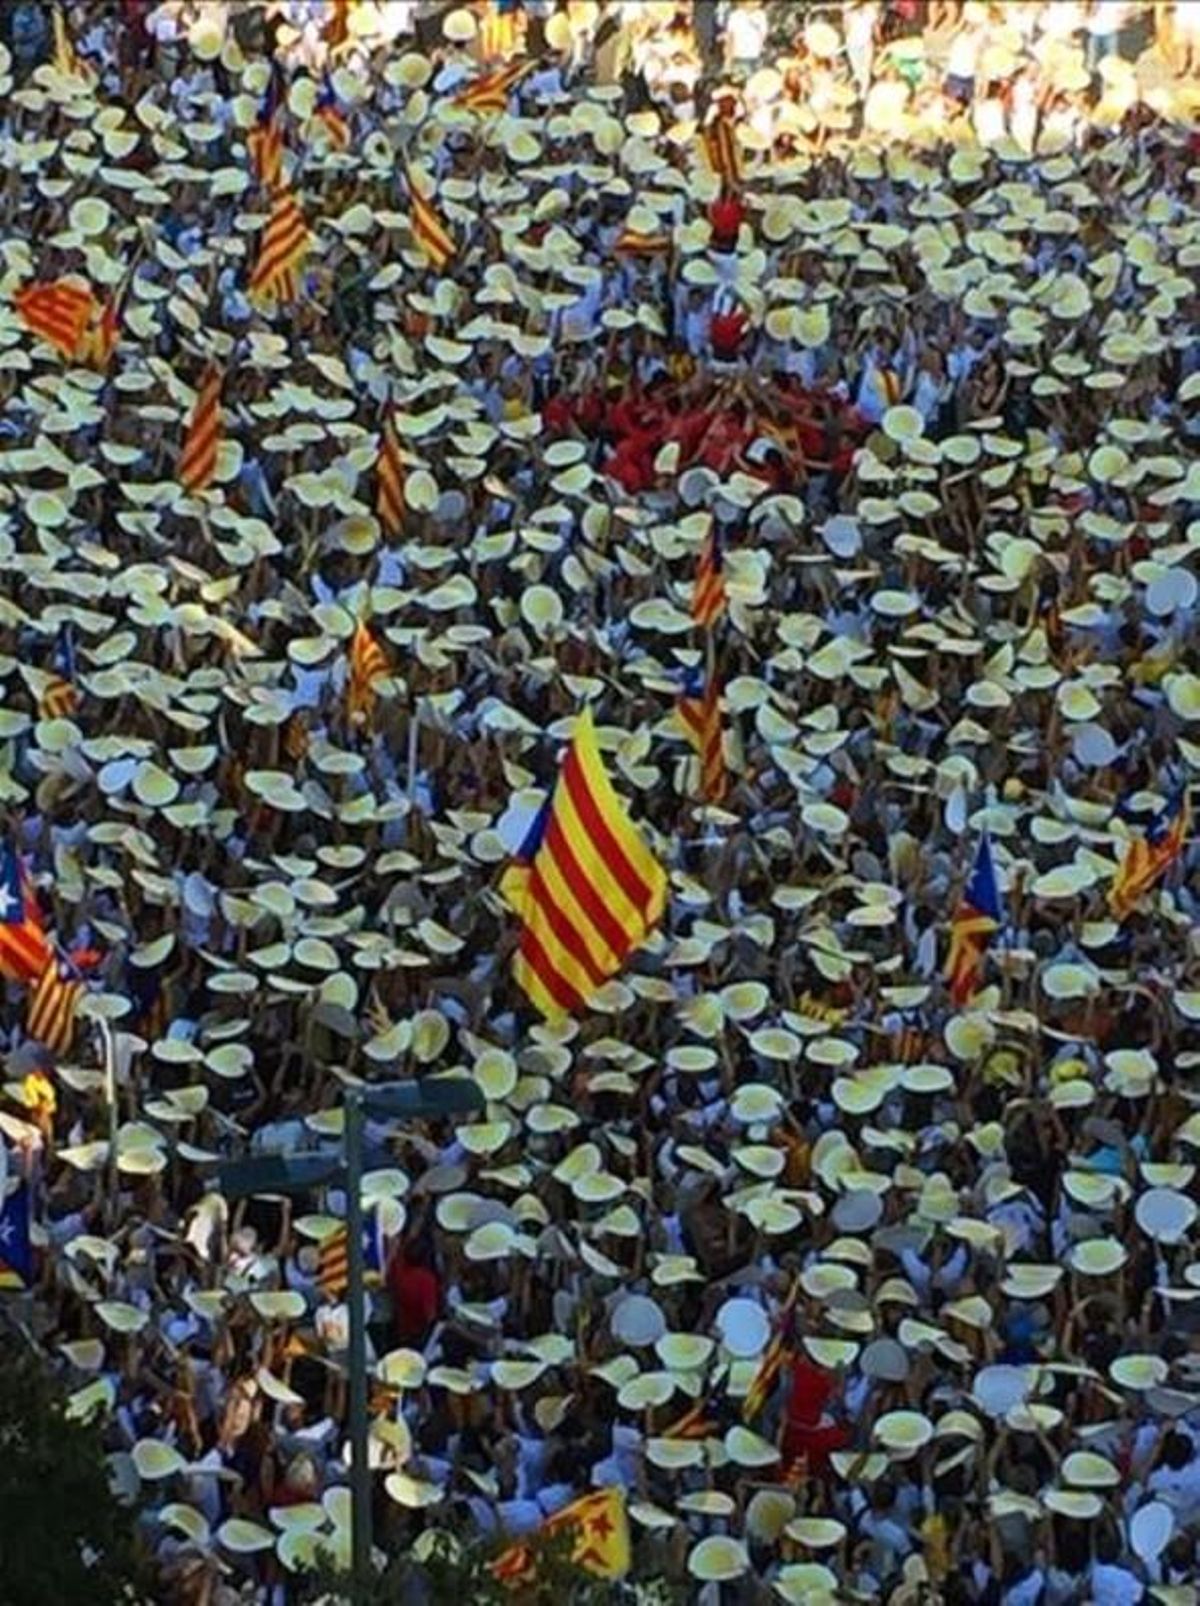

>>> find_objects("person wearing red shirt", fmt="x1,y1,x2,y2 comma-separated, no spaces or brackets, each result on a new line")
711,305,748,362
387,1247,441,1347
709,188,746,251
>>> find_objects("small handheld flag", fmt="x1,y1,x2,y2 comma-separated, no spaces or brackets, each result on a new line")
405,165,456,273
455,60,530,116
376,407,406,537
0,1180,33,1291
313,72,351,150
248,188,312,306
247,60,286,190
1109,792,1189,922
39,628,79,721
26,955,84,1057
691,526,726,628
179,364,225,494
676,669,727,804
702,110,742,189
945,833,1003,1007
346,620,389,728
0,847,51,985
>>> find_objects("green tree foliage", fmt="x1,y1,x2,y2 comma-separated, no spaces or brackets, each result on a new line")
298,1523,682,1604
0,1339,150,1606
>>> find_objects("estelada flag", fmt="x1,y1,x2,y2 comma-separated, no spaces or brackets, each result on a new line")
247,59,286,189
313,71,351,150
1109,791,1189,922
491,1488,630,1587
38,627,79,721
945,833,1003,1007
0,845,51,985
503,708,666,1019
0,1180,33,1291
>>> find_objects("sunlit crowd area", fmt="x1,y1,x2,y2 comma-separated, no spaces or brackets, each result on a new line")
2,2,1200,1603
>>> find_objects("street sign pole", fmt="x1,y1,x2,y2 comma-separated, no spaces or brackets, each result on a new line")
345,1088,372,1596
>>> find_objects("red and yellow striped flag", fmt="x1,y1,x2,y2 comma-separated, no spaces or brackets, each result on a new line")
676,672,727,804
318,1226,350,1299
73,292,123,371
39,675,79,721
347,620,389,727
492,1489,630,1587
615,228,671,257
405,165,456,273
52,4,96,82
456,60,530,115
502,708,667,1019
247,62,286,190
702,113,742,188
376,408,406,537
313,73,351,150
691,526,726,628
1109,793,1189,922
26,956,83,1057
14,281,97,360
179,364,224,493
743,1275,800,1424
248,189,312,306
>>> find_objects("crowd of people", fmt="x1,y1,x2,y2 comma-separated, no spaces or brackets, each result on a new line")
2,0,1200,1602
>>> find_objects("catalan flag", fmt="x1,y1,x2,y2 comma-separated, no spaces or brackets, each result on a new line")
283,712,310,764
492,1488,630,1586
248,188,311,306
743,1277,800,1424
14,280,97,361
456,60,530,115
376,407,406,537
0,1180,33,1292
247,60,286,190
0,846,51,985
615,227,672,257
39,628,79,721
313,72,351,151
318,1216,384,1300
503,708,667,1020
676,669,727,804
945,833,1003,1008
479,1,521,60
324,0,352,52
26,955,83,1057
346,619,389,727
179,364,224,493
662,1399,721,1440
691,526,726,628
405,165,456,274
1109,792,1189,922
52,4,96,81
702,112,742,188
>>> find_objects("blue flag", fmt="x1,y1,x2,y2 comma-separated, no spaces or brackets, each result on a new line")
0,1181,33,1291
